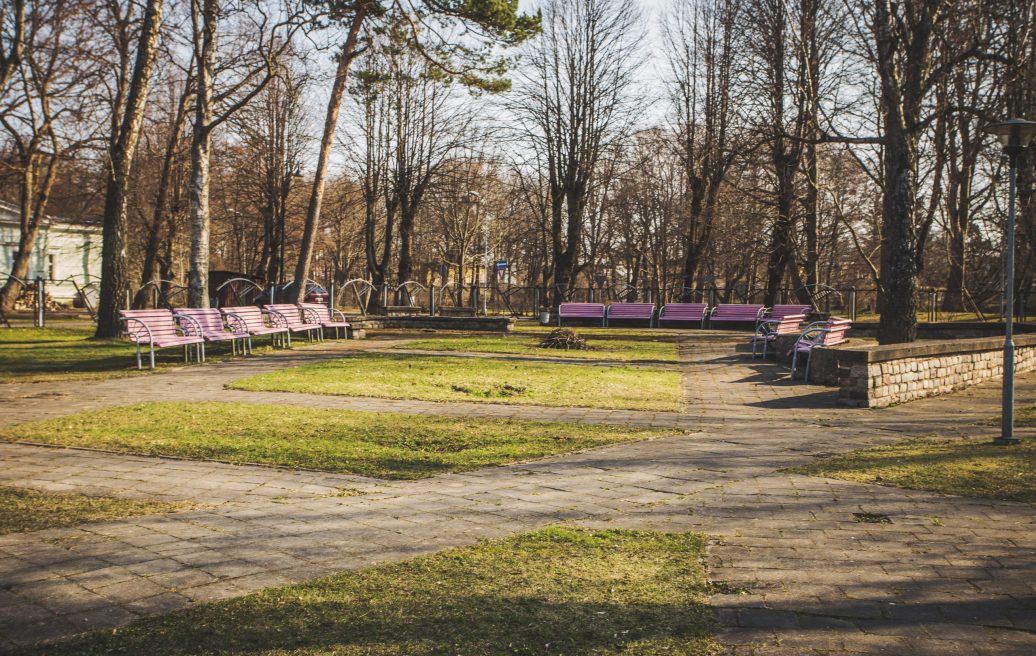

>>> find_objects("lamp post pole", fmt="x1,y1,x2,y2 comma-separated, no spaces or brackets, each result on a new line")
1001,151,1019,444
984,118,1036,445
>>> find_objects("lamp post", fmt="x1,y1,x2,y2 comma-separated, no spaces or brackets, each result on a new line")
983,118,1036,445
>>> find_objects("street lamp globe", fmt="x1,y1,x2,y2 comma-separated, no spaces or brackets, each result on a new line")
984,118,1036,156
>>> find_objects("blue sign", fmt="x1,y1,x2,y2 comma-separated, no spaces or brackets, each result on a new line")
494,260,509,270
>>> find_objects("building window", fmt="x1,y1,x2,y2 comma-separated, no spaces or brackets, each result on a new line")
48,254,57,281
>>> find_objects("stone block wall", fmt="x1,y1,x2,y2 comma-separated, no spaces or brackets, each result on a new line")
834,335,1036,407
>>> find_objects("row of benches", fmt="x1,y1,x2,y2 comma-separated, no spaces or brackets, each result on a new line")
119,303,353,370
558,303,812,328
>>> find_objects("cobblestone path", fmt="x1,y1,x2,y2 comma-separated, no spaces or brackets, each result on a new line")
0,332,1033,654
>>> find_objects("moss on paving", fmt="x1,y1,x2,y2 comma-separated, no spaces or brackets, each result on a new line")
23,527,716,656
0,402,677,479
790,428,1036,503
0,486,193,535
228,352,681,411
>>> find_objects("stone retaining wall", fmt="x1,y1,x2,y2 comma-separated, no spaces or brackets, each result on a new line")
831,334,1036,407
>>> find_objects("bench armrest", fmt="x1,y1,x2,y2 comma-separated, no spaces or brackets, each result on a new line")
331,308,348,322
121,317,153,343
173,313,203,336
300,306,322,324
265,307,289,328
222,311,249,334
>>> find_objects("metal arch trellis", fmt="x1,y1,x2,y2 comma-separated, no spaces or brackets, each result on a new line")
135,279,188,310
394,281,427,309
340,279,375,316
796,284,843,312
214,277,265,307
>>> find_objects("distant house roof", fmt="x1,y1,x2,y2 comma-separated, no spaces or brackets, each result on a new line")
0,199,102,231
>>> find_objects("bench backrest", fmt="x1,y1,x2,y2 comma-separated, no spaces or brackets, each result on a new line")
119,309,179,341
820,317,851,345
606,303,655,319
660,303,709,321
300,302,331,322
558,303,605,318
711,304,765,321
769,304,812,320
771,313,807,335
175,308,229,335
220,306,266,331
265,303,306,327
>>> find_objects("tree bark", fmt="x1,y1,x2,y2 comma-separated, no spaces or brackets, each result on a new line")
95,0,164,336
186,0,216,308
292,8,367,303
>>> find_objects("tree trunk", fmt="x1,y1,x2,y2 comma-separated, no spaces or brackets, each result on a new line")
186,0,216,308
292,8,367,303
95,0,164,336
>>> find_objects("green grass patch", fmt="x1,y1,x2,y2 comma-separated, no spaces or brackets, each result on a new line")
0,402,676,479
228,353,681,411
0,328,270,383
0,486,193,535
25,527,715,656
400,333,679,362
790,433,1036,503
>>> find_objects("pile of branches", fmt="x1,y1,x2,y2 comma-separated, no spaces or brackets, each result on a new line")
539,328,590,351
12,283,60,311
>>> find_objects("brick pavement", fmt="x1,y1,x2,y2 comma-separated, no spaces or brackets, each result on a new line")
0,332,1034,654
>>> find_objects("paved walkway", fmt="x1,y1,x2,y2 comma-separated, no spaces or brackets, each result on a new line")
0,333,1034,654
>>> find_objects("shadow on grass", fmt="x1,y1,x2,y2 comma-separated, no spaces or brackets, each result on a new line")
791,436,1036,503
22,528,715,656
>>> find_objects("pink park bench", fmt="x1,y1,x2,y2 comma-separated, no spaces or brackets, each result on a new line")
709,304,765,328
174,308,250,358
220,306,291,349
791,316,852,382
300,302,353,339
557,303,606,327
264,303,323,342
605,302,656,327
767,304,812,321
751,313,806,359
119,309,205,370
658,303,709,328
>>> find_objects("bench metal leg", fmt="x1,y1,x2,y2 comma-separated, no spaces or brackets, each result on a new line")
805,351,812,383
200,343,206,363
135,343,142,370
150,344,156,370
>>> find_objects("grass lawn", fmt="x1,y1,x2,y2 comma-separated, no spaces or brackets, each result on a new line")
0,327,271,383
399,332,680,362
0,402,677,479
0,486,192,535
25,527,715,656
228,352,681,411
790,432,1036,503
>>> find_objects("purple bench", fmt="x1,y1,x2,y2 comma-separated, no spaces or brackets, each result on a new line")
557,303,606,327
751,313,806,359
120,309,204,370
709,304,765,328
220,306,290,349
605,303,655,327
264,304,323,342
175,308,249,359
300,302,353,339
767,304,812,321
658,303,709,328
791,317,852,382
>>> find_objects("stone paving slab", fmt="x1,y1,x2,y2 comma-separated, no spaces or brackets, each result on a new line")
0,333,1034,653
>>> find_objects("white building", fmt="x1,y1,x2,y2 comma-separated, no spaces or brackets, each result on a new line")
0,200,103,305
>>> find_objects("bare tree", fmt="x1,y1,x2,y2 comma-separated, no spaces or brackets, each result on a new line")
0,0,96,311
95,0,165,337
663,0,743,296
512,0,642,308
